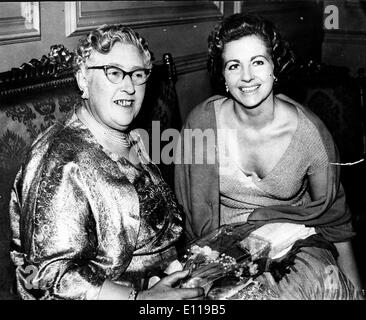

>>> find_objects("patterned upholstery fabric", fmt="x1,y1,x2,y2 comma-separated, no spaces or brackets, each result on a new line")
303,85,364,163
0,86,82,299
279,63,364,163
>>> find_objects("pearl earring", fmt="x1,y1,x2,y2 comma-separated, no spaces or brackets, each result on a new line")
81,90,89,99
225,84,229,93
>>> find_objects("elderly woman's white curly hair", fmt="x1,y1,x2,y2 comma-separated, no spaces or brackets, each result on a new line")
74,24,153,71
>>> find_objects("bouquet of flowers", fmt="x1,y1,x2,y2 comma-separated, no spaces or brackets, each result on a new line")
175,222,317,299
177,224,277,299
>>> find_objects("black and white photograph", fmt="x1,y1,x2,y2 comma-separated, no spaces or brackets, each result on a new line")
0,0,365,307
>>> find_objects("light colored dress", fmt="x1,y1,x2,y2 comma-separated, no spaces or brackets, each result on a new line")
9,111,183,300
213,98,359,299
215,100,328,225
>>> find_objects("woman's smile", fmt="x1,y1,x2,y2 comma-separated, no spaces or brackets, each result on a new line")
113,99,134,107
239,85,261,94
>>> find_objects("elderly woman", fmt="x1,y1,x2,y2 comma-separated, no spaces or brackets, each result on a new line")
9,24,203,300
175,14,363,299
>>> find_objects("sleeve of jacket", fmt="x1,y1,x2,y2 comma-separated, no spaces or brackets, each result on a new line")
9,158,138,300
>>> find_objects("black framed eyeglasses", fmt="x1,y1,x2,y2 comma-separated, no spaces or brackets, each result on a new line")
87,65,152,86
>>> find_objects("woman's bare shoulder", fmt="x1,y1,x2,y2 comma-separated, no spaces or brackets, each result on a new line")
275,94,299,126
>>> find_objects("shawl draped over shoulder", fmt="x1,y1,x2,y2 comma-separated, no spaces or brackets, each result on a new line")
174,94,355,243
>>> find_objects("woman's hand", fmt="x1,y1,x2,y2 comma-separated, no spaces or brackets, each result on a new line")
136,270,204,300
334,241,363,297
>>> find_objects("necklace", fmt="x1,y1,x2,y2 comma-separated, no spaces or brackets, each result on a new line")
77,106,131,148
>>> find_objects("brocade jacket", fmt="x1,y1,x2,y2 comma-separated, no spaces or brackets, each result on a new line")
9,112,183,300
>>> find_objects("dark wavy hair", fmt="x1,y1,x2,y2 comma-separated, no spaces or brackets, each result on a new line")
208,14,295,93
74,24,153,71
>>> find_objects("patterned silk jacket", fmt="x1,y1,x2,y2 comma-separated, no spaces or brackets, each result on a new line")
9,112,183,300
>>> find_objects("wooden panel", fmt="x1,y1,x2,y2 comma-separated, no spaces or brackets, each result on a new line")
325,30,366,45
213,1,242,15
345,0,364,6
153,52,208,76
65,1,221,37
0,2,40,45
174,52,208,76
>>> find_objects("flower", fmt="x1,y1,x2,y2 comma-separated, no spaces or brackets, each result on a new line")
178,224,271,299
180,243,251,297
189,245,220,261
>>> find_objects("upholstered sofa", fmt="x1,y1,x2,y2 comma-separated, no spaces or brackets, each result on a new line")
0,45,181,299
